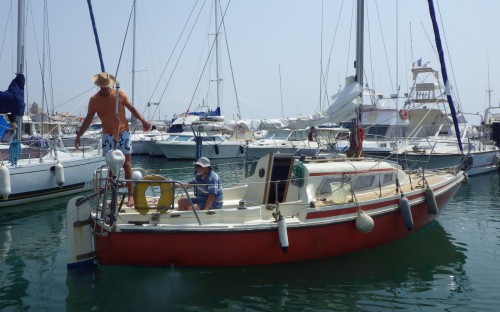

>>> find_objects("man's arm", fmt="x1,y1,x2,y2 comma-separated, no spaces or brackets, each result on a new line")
203,194,215,210
75,113,95,149
123,101,152,131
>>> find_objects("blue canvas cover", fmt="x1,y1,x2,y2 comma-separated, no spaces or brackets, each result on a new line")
0,74,25,116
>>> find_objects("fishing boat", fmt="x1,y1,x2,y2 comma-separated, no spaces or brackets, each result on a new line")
66,0,466,269
0,0,105,208
391,66,500,175
246,127,348,159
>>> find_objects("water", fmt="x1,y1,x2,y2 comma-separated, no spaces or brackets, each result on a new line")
1,156,499,311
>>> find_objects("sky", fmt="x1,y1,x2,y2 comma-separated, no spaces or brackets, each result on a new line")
1,0,500,125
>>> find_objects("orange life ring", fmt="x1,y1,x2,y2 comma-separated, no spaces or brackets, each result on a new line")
399,109,409,120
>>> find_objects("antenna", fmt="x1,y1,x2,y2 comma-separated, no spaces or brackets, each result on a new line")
279,64,284,118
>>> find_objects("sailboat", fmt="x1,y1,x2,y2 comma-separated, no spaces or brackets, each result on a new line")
150,0,250,160
66,0,465,268
0,0,105,208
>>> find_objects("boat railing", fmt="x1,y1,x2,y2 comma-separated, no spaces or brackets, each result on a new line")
80,167,203,225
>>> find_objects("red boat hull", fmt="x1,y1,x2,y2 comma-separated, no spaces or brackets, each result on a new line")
93,182,461,267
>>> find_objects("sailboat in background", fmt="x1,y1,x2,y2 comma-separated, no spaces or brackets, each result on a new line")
150,0,249,159
0,0,105,208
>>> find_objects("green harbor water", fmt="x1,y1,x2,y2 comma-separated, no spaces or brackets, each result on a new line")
1,156,499,311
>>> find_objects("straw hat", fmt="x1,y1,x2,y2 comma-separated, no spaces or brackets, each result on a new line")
194,157,211,168
92,72,116,88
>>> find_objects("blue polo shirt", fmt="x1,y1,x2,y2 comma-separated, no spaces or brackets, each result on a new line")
188,169,223,208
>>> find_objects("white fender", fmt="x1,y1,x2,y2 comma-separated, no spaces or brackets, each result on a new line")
0,164,11,200
132,170,143,180
105,149,125,177
355,209,374,233
66,196,95,269
277,215,289,253
55,162,65,187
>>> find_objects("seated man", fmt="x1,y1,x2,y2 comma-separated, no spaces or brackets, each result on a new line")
177,157,223,210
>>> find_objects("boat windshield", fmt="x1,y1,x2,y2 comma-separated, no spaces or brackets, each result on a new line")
275,130,292,140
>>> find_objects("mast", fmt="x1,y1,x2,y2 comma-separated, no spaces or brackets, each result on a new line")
426,0,463,153
15,0,25,141
348,0,364,157
131,0,137,127
214,0,221,109
355,0,364,88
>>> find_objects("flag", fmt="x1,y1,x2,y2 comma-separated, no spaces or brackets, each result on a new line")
413,58,422,68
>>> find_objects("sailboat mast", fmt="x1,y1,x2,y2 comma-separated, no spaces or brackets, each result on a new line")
348,0,364,157
16,0,25,141
131,0,137,126
355,0,364,88
214,0,221,109
426,0,463,153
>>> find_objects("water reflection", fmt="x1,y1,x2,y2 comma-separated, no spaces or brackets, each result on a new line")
66,222,469,311
0,198,69,310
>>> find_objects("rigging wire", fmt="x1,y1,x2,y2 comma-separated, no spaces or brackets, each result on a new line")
114,1,134,80
148,0,206,116
435,0,463,112
345,1,355,80
373,0,395,96
185,0,231,113
0,1,13,67
321,0,345,111
217,0,241,120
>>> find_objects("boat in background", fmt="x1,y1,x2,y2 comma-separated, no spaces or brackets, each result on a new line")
246,126,348,159
155,131,247,159
139,130,170,157
0,0,105,208
393,66,500,175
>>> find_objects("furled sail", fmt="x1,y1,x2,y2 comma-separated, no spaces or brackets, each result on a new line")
0,74,25,116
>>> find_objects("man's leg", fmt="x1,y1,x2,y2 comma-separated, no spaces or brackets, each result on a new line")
124,154,134,206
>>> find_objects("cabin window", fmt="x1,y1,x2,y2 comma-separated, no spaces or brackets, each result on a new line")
352,175,375,190
366,126,388,139
316,176,350,196
388,126,406,138
382,173,395,185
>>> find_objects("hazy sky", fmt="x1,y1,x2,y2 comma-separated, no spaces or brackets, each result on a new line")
1,0,499,124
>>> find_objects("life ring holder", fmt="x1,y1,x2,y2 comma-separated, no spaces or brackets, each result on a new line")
133,174,174,215
399,109,409,120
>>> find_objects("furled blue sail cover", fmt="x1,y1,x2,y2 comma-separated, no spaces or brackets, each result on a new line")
0,74,25,116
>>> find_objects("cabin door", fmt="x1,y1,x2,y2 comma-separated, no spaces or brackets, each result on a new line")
265,154,294,204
